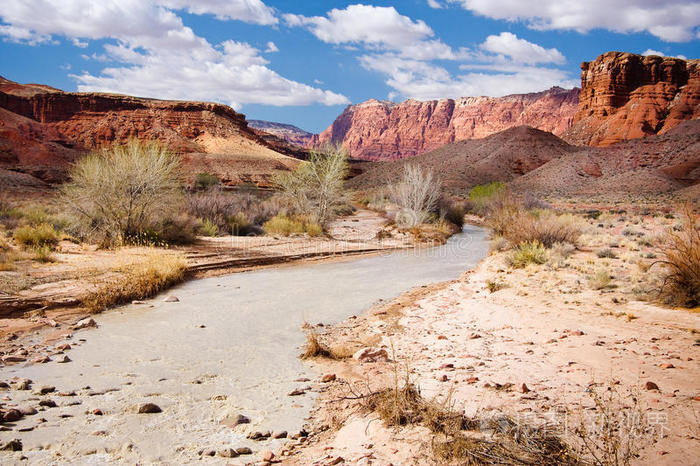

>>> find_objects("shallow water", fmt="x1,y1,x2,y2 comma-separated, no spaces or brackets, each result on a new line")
1,225,488,463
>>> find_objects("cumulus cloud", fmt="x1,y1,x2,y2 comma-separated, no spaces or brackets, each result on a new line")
284,4,468,60
265,41,279,53
448,0,700,42
641,49,688,59
0,0,349,107
480,32,565,64
427,0,444,9
158,0,277,25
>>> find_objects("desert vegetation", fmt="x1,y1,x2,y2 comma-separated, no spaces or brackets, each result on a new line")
274,143,349,228
62,140,187,246
389,164,441,228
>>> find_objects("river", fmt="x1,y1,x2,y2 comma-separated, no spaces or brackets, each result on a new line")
0,225,488,464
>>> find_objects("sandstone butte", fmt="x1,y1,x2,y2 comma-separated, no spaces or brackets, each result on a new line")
564,51,700,146
311,86,580,160
0,76,303,186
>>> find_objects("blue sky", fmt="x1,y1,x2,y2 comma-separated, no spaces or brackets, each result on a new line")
1,1,699,133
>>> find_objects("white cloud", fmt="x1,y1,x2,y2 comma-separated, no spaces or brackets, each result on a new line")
265,41,278,53
157,0,277,25
284,5,433,49
427,0,444,9
642,49,689,60
360,53,577,101
480,32,564,64
0,0,348,107
448,0,700,42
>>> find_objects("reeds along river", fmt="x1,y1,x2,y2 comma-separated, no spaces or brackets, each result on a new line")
1,225,488,463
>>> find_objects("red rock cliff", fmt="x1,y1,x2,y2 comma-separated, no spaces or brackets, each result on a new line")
312,87,580,160
564,51,700,146
0,77,301,184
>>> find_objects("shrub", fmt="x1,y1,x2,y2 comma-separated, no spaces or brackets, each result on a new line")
391,164,441,228
507,241,548,268
490,205,583,248
32,245,56,263
155,213,200,245
82,251,186,312
596,248,617,259
13,223,59,249
193,172,220,190
589,267,612,290
186,189,286,235
200,219,218,237
468,181,506,215
274,144,349,226
486,279,506,293
653,207,699,307
262,214,322,236
62,140,182,246
438,198,466,228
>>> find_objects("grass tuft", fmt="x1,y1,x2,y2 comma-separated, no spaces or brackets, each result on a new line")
13,223,59,249
508,241,548,268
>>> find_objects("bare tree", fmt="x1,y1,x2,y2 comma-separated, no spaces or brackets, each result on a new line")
62,140,182,245
274,144,349,226
390,164,441,227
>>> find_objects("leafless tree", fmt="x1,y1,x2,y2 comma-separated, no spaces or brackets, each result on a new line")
390,164,441,227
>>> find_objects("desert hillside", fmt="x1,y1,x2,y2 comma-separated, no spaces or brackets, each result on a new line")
0,76,302,187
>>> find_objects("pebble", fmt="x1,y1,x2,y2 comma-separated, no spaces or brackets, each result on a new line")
230,413,250,426
659,363,675,369
218,448,239,458
0,439,22,451
321,374,336,383
55,343,71,351
32,356,51,364
163,296,179,302
56,355,71,363
39,399,57,408
137,403,162,414
272,431,287,439
353,347,389,363
645,381,660,390
74,318,97,330
519,383,531,393
236,447,253,455
261,450,275,462
2,409,22,422
288,387,306,396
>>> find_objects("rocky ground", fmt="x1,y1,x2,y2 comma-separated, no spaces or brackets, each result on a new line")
277,209,700,465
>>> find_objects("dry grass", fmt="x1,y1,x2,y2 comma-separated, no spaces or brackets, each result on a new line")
81,250,186,313
653,206,700,307
13,223,59,249
263,214,323,237
300,330,353,360
589,267,613,290
508,241,548,268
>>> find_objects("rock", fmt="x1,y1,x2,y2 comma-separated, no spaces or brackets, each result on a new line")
571,330,584,336
469,333,481,339
55,343,71,351
39,399,57,408
329,456,345,465
163,296,179,302
272,431,287,439
56,355,71,363
218,448,239,458
519,383,531,393
353,347,389,363
137,403,162,414
12,379,31,390
0,439,22,451
32,356,51,364
565,52,700,146
2,409,22,422
201,449,216,457
659,363,675,369
74,318,97,330
247,431,263,440
17,406,37,416
645,381,660,391
92,409,103,415
313,87,579,160
2,355,26,363
288,388,307,396
466,377,479,384
261,450,275,462
438,374,448,382
37,386,55,395
236,447,253,455
321,374,336,383
230,414,250,426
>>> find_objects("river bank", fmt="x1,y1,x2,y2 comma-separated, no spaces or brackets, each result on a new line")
280,209,700,465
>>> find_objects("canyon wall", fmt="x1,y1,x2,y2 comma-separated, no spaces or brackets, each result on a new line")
564,52,700,146
311,87,580,160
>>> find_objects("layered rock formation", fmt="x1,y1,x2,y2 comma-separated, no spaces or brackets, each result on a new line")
565,52,700,146
312,87,580,160
0,76,300,185
248,120,314,148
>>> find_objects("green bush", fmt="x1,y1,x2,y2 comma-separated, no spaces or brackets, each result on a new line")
194,173,220,190
468,182,506,215
200,219,218,237
13,223,59,249
507,241,547,268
